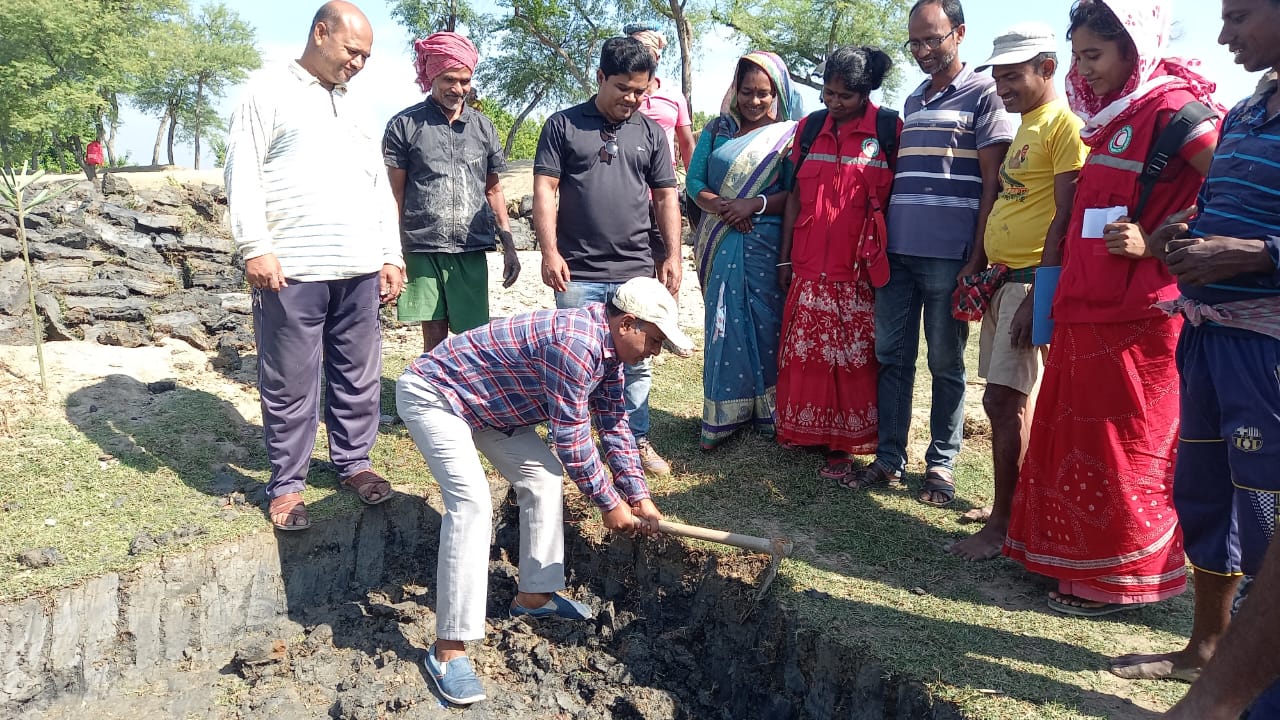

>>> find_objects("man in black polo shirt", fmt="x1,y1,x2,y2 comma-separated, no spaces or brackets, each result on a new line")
384,31,520,352
532,36,683,476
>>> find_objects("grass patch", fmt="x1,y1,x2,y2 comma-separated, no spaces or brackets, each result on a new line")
0,331,1190,719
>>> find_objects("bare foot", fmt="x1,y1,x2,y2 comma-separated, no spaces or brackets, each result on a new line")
948,524,1006,561
1109,650,1204,682
958,506,992,525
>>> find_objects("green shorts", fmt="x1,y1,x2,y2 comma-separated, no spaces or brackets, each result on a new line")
397,251,490,332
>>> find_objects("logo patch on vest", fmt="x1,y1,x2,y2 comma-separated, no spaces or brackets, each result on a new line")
1234,426,1264,452
1108,125,1133,154
862,138,880,158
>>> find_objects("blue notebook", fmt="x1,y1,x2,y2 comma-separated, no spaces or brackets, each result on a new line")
1032,266,1061,346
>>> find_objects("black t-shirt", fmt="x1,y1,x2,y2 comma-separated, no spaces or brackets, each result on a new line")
383,100,506,254
533,98,676,282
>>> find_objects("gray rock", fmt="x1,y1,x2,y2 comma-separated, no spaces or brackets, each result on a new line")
211,344,242,372
47,226,98,249
35,291,75,341
0,235,18,260
146,379,177,393
152,310,213,350
100,203,184,235
26,242,109,263
217,292,252,314
0,259,29,315
83,322,151,347
35,259,94,285
128,533,157,555
509,219,537,251
63,295,146,322
150,186,184,207
101,264,177,297
56,279,129,298
184,257,243,290
16,547,64,569
156,232,234,256
519,193,534,217
22,213,51,231
101,173,133,196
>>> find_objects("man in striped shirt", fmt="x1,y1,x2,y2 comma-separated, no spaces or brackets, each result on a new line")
1127,0,1280,696
224,0,405,531
396,277,691,705
863,0,1013,502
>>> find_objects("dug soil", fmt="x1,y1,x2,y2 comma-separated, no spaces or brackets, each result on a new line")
21,494,952,720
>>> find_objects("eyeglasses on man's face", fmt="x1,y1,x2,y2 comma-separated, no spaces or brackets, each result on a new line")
904,27,957,54
598,128,619,165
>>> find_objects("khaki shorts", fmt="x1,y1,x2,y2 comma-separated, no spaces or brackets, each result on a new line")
978,282,1046,396
398,251,489,331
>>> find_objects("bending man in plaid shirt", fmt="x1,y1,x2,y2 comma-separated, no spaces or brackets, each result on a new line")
395,277,693,706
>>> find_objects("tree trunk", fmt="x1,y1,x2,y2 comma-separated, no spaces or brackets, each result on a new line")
106,94,120,166
669,0,694,109
50,132,67,174
166,108,178,166
67,134,94,180
152,115,168,166
505,85,547,157
193,79,204,170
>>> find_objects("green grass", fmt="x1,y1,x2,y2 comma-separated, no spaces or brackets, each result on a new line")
0,332,1193,719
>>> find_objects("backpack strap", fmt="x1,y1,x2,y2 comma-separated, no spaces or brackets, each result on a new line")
791,109,829,184
1132,101,1216,221
875,107,899,165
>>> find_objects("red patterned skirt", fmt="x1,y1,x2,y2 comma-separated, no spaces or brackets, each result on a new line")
775,277,878,454
1004,316,1187,604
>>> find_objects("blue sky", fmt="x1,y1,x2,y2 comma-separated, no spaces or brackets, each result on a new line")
114,0,1264,167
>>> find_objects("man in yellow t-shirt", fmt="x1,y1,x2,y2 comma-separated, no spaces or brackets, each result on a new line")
948,22,1089,562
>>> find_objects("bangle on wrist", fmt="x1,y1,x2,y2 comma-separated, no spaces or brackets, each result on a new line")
754,194,768,216
776,261,791,267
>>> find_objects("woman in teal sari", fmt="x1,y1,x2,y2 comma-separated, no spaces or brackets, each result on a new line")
688,51,802,450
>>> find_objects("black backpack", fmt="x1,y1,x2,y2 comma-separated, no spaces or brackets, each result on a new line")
792,106,900,184
1131,100,1216,222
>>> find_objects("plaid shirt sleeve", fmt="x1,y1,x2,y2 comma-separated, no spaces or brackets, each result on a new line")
590,369,650,504
539,337,624,511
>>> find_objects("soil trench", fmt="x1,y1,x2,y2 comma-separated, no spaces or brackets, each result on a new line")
8,490,961,720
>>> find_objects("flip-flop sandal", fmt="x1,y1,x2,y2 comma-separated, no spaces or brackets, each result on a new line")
342,470,394,505
818,458,853,482
268,492,310,531
917,468,956,507
1048,595,1147,618
840,463,902,491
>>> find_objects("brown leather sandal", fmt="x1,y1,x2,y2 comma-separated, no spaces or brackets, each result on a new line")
268,492,310,531
342,470,393,505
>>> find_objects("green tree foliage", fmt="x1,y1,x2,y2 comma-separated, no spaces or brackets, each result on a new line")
0,0,180,176
717,0,912,97
475,100,542,160
132,2,261,169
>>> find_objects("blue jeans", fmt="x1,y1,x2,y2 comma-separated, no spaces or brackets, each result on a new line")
873,254,969,473
554,281,652,440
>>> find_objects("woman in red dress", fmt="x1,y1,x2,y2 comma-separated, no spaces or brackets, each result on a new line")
775,46,899,484
1003,0,1221,616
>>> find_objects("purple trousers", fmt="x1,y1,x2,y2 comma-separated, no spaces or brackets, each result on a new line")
252,273,382,498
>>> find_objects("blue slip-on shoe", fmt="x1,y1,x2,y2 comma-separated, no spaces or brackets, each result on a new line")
509,592,594,621
423,645,486,706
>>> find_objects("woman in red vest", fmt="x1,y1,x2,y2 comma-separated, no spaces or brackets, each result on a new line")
1003,0,1221,616
775,46,899,484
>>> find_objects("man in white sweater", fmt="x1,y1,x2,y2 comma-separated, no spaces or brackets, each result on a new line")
224,0,405,531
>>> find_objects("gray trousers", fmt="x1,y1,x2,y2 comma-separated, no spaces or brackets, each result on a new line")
396,370,567,641
253,273,382,498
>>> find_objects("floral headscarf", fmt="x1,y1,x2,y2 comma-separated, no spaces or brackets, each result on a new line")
717,50,804,133
1065,0,1222,145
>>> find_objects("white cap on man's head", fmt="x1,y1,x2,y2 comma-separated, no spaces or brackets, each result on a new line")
612,277,694,355
976,22,1058,70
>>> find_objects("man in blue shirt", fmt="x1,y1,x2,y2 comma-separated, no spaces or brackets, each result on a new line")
1117,2,1280,708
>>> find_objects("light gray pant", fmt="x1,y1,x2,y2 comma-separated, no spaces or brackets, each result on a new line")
395,370,566,641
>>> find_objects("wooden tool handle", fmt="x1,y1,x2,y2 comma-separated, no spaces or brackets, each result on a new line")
658,520,793,557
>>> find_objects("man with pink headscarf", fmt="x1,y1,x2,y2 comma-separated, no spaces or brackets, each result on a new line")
384,31,520,353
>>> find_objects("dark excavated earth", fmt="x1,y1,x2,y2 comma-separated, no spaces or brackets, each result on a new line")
15,494,959,720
